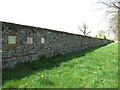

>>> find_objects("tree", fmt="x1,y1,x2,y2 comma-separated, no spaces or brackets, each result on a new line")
109,13,118,34
98,30,105,37
97,0,120,12
103,35,107,39
97,0,119,30
95,35,97,38
97,0,120,40
78,23,91,36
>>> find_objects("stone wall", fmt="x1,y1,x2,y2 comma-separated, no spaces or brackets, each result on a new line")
0,21,2,87
2,22,112,69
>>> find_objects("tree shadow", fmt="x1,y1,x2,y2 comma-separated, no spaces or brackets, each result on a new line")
2,44,109,86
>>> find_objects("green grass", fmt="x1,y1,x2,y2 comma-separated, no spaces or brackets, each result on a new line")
3,43,118,88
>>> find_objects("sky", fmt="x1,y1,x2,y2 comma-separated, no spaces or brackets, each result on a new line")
0,0,109,37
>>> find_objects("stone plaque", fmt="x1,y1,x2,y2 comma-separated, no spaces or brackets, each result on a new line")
41,38,45,44
8,36,17,44
27,37,33,44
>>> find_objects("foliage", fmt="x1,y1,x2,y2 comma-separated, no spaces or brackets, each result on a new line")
103,35,106,39
98,30,105,37
3,43,118,88
95,35,97,38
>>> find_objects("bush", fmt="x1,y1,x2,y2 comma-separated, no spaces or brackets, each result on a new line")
95,35,97,38
103,36,106,39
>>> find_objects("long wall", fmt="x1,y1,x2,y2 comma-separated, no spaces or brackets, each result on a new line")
2,22,111,69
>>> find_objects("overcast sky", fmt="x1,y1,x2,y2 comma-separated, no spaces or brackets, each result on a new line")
0,0,108,37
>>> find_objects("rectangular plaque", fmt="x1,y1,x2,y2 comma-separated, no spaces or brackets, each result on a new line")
41,38,45,44
27,37,33,44
8,36,17,44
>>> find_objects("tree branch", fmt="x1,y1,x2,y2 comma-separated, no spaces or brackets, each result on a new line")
86,31,91,36
113,3,120,9
78,25,85,34
97,1,120,10
78,23,90,36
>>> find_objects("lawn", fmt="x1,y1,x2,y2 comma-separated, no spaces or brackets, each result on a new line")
2,43,118,88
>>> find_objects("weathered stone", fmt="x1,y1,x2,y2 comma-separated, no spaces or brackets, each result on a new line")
1,22,112,69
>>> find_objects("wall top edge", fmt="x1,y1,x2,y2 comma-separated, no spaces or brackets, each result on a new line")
1,21,110,41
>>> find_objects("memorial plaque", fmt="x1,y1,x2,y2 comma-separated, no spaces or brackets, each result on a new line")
27,37,33,44
41,38,45,44
8,36,17,44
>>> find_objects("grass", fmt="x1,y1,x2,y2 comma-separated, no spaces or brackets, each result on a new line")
2,43,118,88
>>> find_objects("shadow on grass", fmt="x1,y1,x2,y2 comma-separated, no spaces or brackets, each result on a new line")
2,44,109,85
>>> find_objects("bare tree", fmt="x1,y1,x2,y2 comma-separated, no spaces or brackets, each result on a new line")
78,23,91,36
98,0,120,9
97,0,120,40
109,13,118,34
